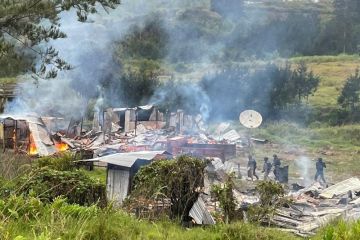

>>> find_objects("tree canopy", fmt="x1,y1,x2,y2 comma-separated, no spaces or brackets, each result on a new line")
0,0,120,78
338,69,360,115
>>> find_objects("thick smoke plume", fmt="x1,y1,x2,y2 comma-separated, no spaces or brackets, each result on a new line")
5,0,277,121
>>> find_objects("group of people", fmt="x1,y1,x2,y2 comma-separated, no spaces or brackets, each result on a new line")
246,154,327,183
247,154,282,181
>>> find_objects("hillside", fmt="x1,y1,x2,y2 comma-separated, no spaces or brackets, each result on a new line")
292,55,360,110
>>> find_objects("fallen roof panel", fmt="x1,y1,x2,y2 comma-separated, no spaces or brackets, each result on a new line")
320,178,360,199
189,196,215,225
92,151,170,168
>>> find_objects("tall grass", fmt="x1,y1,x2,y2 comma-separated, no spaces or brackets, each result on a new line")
314,220,360,240
0,152,33,180
0,195,301,240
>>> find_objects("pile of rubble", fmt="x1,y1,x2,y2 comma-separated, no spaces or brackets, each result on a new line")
272,177,360,237
50,106,249,160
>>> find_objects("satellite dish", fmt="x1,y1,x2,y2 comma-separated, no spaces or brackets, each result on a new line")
239,110,263,129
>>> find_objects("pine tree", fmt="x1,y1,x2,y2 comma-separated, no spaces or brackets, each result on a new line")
338,69,360,113
0,0,120,78
333,0,360,53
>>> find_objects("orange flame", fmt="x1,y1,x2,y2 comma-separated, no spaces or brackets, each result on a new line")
55,142,68,152
29,133,38,155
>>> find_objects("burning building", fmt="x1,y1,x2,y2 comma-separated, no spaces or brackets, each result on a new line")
0,115,68,156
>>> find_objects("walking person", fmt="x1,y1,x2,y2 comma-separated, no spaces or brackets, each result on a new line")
273,154,281,181
262,157,272,181
314,157,326,184
247,155,259,181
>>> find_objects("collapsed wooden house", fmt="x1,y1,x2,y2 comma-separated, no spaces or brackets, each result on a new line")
0,114,67,156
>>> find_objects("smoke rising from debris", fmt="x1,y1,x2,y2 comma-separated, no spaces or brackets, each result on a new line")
5,0,272,121
295,156,312,187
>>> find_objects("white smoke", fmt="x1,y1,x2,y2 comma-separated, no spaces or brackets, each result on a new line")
294,156,312,187
5,0,266,121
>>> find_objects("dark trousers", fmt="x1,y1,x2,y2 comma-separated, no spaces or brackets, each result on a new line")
274,166,280,181
315,171,326,183
248,168,259,180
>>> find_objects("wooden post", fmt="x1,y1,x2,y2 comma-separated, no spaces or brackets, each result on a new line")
14,120,17,153
66,117,73,137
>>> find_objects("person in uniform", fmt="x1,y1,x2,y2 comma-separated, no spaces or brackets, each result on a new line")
273,154,281,181
262,157,272,181
247,155,259,181
315,157,326,183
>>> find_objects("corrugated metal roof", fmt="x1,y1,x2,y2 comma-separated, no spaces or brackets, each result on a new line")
112,107,133,112
94,151,169,168
189,196,215,225
0,114,57,156
222,130,240,142
28,123,57,156
137,105,154,110
320,178,360,199
111,105,154,112
0,114,43,125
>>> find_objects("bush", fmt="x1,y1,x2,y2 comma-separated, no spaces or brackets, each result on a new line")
248,181,289,224
19,169,106,207
127,156,207,221
36,153,76,171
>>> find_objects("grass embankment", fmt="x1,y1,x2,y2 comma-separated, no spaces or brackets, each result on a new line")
0,153,299,240
0,202,300,240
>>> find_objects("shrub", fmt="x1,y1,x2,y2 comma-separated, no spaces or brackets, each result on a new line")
248,181,290,224
36,153,76,171
127,156,207,221
19,169,106,207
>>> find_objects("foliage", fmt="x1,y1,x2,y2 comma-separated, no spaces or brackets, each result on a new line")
314,219,360,240
105,61,162,107
151,79,210,115
248,181,289,224
338,69,360,119
36,153,77,171
200,62,319,120
127,156,207,221
0,152,32,180
211,175,237,224
116,16,169,61
19,168,106,207
292,61,320,102
0,195,301,240
331,0,360,54
0,0,120,78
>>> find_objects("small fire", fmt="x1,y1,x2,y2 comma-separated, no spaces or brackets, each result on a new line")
55,142,68,152
29,134,38,155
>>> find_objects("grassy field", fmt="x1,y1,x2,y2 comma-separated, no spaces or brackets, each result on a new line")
247,122,360,181
293,55,360,109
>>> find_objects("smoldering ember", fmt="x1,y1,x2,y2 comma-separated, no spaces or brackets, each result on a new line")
1,1,360,240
